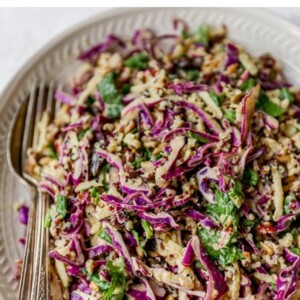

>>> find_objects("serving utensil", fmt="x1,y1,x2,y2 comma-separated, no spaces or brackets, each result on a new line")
7,86,38,300
7,80,58,300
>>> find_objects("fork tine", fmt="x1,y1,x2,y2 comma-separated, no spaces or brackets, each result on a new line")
55,83,64,113
46,81,56,119
21,79,38,176
32,81,47,152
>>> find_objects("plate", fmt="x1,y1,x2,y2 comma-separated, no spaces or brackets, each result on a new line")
1,8,300,299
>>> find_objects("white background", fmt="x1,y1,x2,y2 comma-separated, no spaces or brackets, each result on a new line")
0,8,300,94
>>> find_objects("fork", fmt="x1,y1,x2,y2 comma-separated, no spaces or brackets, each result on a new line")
7,86,38,300
28,81,60,300
8,80,59,300
28,81,63,300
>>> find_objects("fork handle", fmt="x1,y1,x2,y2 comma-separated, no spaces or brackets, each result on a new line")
18,187,37,300
30,191,50,300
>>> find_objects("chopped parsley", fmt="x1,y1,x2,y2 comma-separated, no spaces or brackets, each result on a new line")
198,228,242,266
244,168,259,187
188,131,209,144
48,143,58,159
206,182,241,231
184,68,200,81
209,90,222,106
132,157,144,169
196,24,210,46
86,95,96,115
121,83,132,95
78,128,90,140
83,269,110,296
239,78,256,92
104,259,126,300
98,72,124,119
224,109,236,124
284,193,297,215
90,187,100,205
280,87,294,104
124,53,149,70
291,248,300,256
132,148,153,169
99,229,112,244
141,220,153,239
257,91,285,117
44,209,51,228
56,194,67,219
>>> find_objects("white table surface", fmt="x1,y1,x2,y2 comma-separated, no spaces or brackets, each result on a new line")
0,8,300,94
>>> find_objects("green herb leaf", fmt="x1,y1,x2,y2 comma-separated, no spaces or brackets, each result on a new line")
290,228,300,240
78,128,89,140
132,148,153,170
257,91,285,117
86,95,95,106
100,162,111,173
56,194,67,219
280,87,294,104
106,104,124,119
284,193,297,215
107,258,125,275
98,72,124,119
224,109,236,124
97,280,111,291
86,95,96,115
48,143,58,159
196,24,210,46
132,157,143,169
291,248,300,256
208,91,226,106
198,228,242,266
182,31,190,39
132,230,140,244
141,220,153,239
90,187,100,199
153,152,163,161
83,269,110,292
239,78,256,92
230,181,242,198
194,260,205,270
228,180,243,208
132,230,147,256
244,168,259,187
206,189,234,223
121,83,132,95
185,68,200,81
99,163,110,192
99,229,112,244
270,283,277,291
218,246,243,266
125,53,149,70
90,187,100,205
241,217,258,229
98,73,121,104
206,182,241,230
144,148,152,160
105,259,126,300
44,209,51,228
208,91,221,106
188,131,209,144
130,128,138,134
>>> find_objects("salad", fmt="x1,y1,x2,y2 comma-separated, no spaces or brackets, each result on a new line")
27,20,300,300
